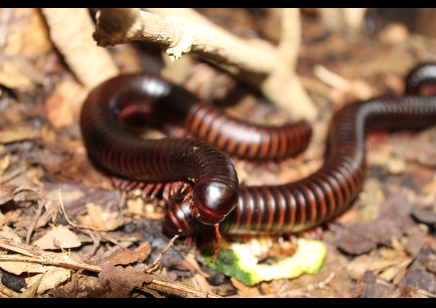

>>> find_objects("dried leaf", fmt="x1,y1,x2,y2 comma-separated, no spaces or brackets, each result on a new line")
0,185,16,205
359,271,395,298
230,277,261,297
412,208,436,226
33,225,81,250
59,149,113,191
77,203,124,231
0,260,47,275
377,23,409,45
398,268,436,293
4,9,53,58
0,59,34,89
346,254,404,279
99,242,151,266
0,127,41,144
45,89,74,128
0,154,11,175
335,223,376,255
0,225,23,243
403,224,429,256
378,258,413,282
26,266,71,295
98,262,153,298
19,273,43,298
126,197,165,219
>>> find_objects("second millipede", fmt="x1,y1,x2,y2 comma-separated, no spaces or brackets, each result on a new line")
162,64,436,236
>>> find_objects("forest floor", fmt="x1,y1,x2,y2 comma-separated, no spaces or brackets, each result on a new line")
1,8,436,298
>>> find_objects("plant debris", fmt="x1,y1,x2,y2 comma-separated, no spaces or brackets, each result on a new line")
1,8,436,298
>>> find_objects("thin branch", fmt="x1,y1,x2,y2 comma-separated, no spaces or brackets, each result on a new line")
95,8,279,74
318,8,367,32
278,8,301,68
25,195,46,245
0,167,22,184
143,235,179,273
0,237,221,298
57,190,102,232
141,278,221,298
93,8,318,121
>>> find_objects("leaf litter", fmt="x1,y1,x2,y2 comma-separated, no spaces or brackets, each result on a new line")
1,8,436,298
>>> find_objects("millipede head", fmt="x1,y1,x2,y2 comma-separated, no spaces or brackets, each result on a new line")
191,181,238,225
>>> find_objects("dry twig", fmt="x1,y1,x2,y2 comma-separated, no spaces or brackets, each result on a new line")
0,236,220,298
143,235,179,273
93,8,317,121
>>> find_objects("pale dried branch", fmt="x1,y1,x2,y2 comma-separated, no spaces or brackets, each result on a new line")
318,9,346,32
95,8,279,74
41,8,119,90
145,8,225,30
143,235,179,273
93,8,318,121
0,168,22,184
343,8,367,31
278,8,301,68
318,8,367,32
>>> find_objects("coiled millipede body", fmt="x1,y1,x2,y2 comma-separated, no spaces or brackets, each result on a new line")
80,73,311,260
163,64,436,237
80,64,436,257
163,96,436,235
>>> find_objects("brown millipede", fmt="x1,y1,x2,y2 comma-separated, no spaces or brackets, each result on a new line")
80,73,311,261
162,65,436,236
80,64,436,257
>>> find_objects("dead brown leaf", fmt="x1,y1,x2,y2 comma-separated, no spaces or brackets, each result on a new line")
0,127,41,144
0,58,34,89
377,23,409,45
25,266,71,295
403,224,429,256
3,9,52,58
346,254,406,280
59,147,113,191
398,268,436,293
0,226,23,243
18,273,43,298
45,89,74,128
33,225,81,250
357,271,395,298
33,200,60,230
76,203,124,231
98,262,153,298
231,277,261,297
392,126,436,167
98,242,151,266
126,197,165,220
0,154,11,175
0,258,47,275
